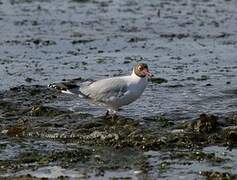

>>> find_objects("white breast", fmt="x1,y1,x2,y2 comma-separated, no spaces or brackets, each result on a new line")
108,75,148,109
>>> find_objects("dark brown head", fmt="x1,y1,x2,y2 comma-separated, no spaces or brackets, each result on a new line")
133,63,152,78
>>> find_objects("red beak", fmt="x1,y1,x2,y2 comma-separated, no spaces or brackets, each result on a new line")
145,69,153,77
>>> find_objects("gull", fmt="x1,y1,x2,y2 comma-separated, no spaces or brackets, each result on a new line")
49,63,152,117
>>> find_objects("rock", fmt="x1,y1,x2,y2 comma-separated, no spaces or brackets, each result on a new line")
6,126,24,137
197,75,209,81
200,171,236,180
160,33,190,39
25,77,34,83
223,126,237,148
150,77,168,84
29,105,68,117
71,39,95,44
192,114,219,133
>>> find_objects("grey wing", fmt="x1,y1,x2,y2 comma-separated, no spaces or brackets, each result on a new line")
80,78,129,103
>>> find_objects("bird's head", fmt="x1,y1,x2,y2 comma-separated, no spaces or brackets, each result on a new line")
133,63,153,78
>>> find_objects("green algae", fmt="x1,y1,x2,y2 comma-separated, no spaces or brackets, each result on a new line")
158,162,170,173
29,105,69,117
200,171,236,180
171,151,224,164
143,116,174,128
0,148,92,171
110,177,132,180
191,114,219,133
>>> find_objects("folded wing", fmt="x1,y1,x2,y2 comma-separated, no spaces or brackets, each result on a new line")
80,78,129,103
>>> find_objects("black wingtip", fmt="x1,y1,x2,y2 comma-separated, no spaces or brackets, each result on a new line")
48,83,58,90
48,81,91,98
48,82,77,91
48,83,56,88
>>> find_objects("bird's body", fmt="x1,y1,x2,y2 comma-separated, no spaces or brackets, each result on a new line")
49,63,152,116
80,72,148,111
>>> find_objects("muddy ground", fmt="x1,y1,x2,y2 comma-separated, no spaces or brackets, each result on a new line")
0,0,237,179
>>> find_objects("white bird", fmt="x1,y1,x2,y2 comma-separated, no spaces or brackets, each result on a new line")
49,63,152,117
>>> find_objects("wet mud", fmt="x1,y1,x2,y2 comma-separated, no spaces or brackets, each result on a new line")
0,0,237,179
0,85,236,179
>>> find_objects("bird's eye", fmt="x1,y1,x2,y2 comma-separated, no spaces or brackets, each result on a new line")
138,66,142,71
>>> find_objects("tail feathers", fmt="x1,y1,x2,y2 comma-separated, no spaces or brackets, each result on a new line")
49,82,80,94
48,82,87,98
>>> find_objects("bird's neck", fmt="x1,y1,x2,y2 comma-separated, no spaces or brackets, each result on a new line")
131,70,148,81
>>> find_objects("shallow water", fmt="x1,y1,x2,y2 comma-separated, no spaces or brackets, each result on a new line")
0,0,237,119
0,0,237,179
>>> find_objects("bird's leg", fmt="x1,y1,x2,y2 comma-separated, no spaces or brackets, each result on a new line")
111,110,118,121
104,109,117,120
105,109,114,120
105,110,110,118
